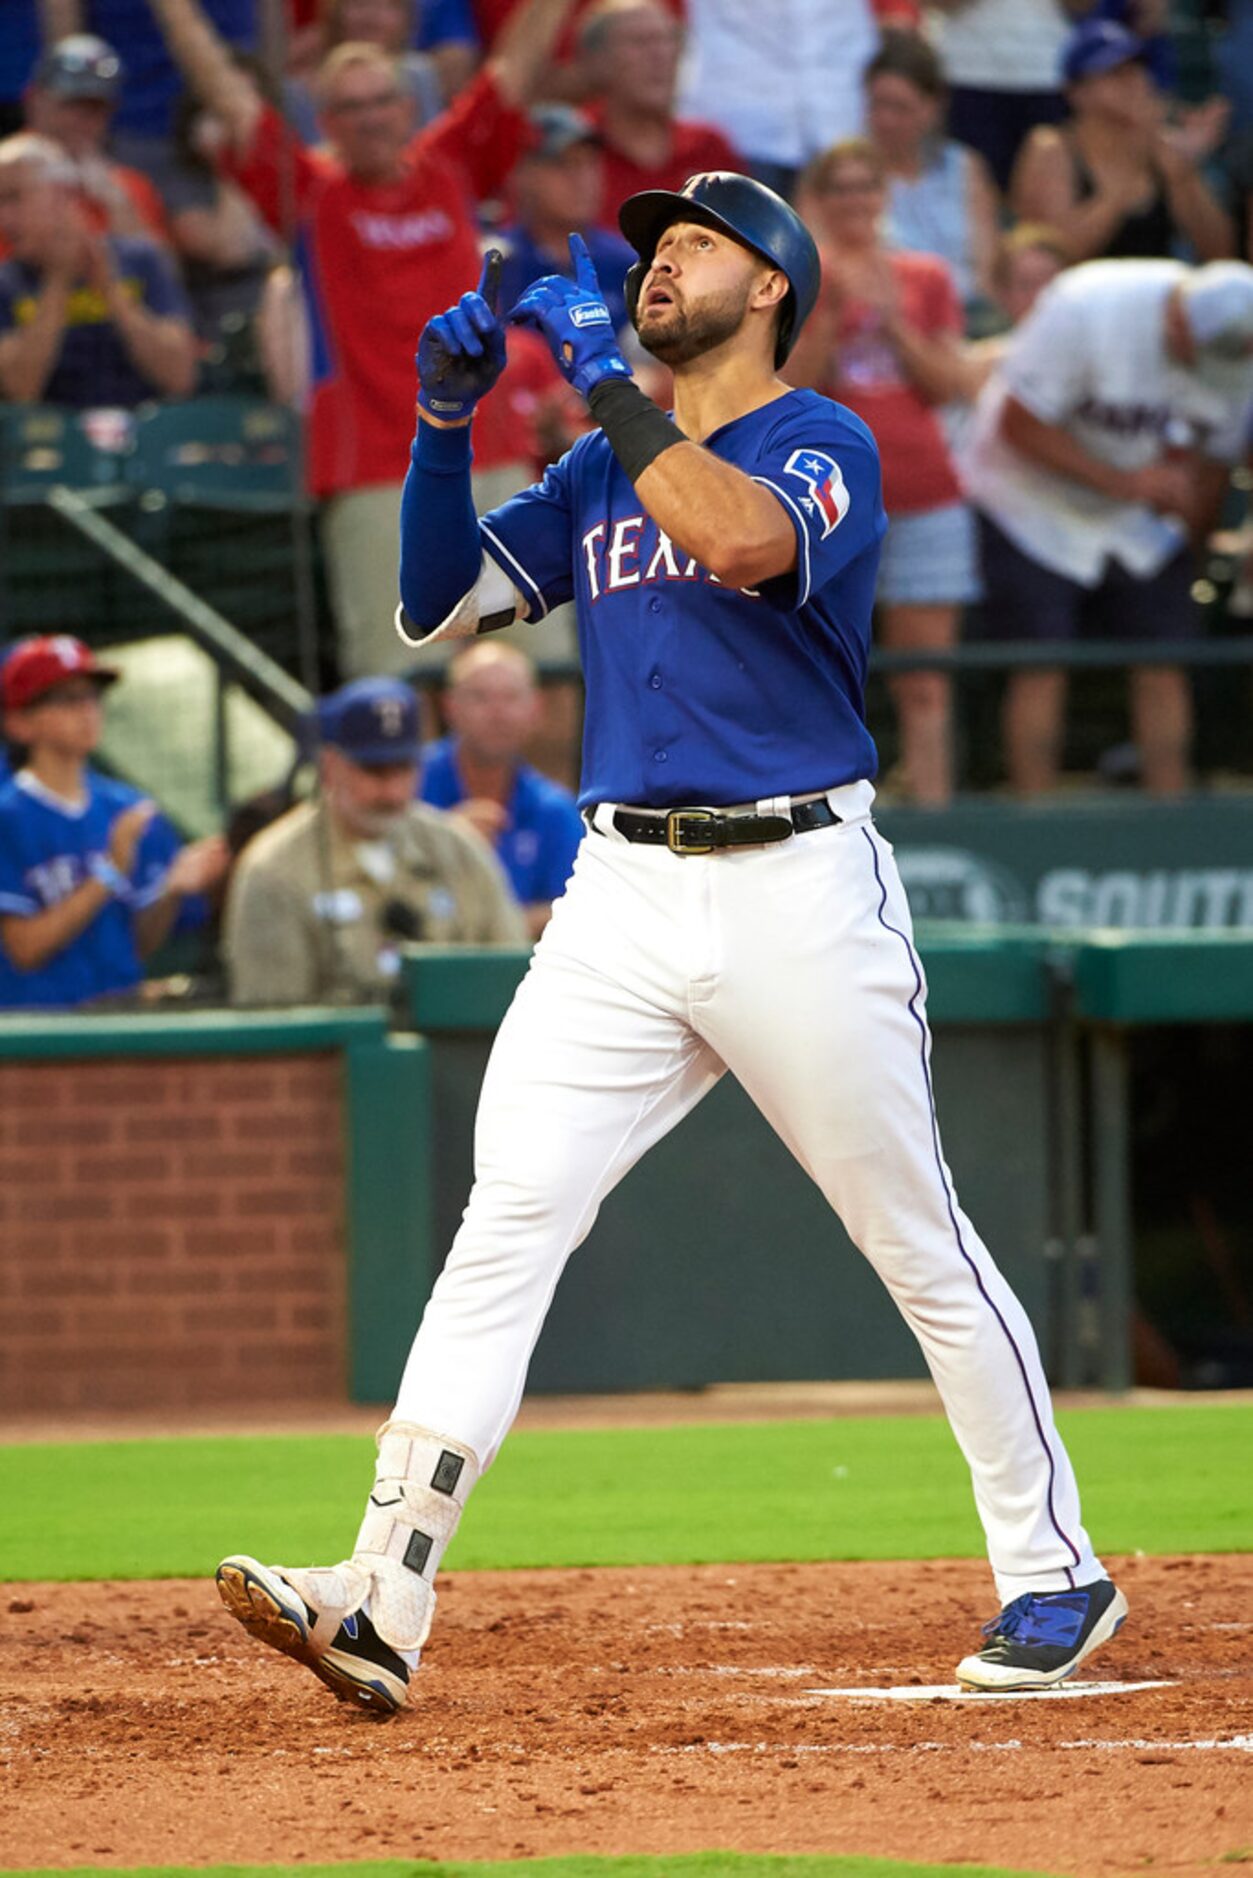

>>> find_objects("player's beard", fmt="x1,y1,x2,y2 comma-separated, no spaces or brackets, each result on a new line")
636,279,755,367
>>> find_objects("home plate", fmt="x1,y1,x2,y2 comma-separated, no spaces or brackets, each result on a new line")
807,1680,1174,1702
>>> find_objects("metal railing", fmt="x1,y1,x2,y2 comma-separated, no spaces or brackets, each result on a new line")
868,636,1253,673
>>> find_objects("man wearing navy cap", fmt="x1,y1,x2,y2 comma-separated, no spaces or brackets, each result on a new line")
223,676,526,1006
22,35,169,245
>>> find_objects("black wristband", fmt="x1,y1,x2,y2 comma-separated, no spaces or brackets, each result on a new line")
588,378,687,485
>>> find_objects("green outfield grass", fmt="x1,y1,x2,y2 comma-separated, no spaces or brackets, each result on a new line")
4,1858,1068,1878
2,1402,1249,1582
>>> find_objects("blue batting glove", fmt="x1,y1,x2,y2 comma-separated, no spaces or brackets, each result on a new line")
507,232,633,400
416,249,507,423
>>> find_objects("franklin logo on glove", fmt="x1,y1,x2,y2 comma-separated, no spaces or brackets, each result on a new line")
570,303,613,329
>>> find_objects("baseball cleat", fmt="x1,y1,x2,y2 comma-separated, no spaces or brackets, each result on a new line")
956,1579,1128,1692
215,1555,410,1717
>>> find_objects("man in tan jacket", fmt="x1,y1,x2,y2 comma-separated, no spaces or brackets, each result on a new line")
224,676,526,1005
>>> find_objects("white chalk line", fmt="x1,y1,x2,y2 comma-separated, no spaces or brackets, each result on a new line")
652,1733,1253,1757
806,1679,1174,1702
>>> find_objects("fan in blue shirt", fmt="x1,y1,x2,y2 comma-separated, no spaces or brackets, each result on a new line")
419,642,584,936
0,231,194,408
0,139,196,409
0,635,228,1009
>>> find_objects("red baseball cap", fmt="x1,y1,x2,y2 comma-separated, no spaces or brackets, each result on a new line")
1,635,120,711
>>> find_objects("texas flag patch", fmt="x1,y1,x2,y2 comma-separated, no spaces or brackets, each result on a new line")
783,449,851,538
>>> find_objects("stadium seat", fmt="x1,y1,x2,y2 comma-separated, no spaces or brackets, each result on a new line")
128,396,303,513
0,404,134,508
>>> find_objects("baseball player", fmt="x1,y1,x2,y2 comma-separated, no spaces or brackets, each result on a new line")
216,174,1126,1711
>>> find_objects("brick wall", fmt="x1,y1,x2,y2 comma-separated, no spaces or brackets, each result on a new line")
0,1053,348,1413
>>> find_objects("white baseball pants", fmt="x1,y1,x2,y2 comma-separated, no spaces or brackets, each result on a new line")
394,781,1103,1601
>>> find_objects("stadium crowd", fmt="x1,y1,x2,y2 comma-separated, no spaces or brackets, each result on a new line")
1,0,1252,1007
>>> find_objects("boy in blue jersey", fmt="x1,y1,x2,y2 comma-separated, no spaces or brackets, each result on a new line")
421,640,584,937
0,635,227,1008
216,174,1126,1713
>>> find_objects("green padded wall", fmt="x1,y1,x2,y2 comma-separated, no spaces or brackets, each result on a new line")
403,943,1059,1392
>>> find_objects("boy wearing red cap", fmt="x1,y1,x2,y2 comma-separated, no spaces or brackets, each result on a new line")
0,634,226,1008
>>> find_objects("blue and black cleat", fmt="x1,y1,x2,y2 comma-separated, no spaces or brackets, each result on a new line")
956,1579,1129,1691
215,1555,410,1717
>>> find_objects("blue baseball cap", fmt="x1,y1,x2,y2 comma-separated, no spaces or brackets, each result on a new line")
316,677,420,765
1061,19,1148,84
34,35,123,101
526,104,600,160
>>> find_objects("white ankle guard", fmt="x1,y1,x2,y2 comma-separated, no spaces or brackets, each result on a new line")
350,1421,480,1652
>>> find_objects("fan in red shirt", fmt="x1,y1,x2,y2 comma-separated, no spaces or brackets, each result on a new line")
221,66,527,498
149,0,577,679
574,0,742,228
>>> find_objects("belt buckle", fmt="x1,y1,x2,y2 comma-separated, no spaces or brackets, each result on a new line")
665,807,717,855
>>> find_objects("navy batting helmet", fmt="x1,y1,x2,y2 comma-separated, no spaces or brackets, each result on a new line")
618,172,821,368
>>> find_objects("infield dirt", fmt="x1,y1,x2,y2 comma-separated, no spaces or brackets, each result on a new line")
3,1554,1250,1878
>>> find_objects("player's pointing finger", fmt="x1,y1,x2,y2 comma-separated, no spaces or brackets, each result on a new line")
477,247,503,318
568,231,601,296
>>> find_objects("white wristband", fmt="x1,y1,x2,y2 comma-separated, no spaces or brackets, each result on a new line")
88,857,129,897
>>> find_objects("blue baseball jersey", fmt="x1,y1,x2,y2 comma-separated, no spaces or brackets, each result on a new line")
420,736,585,905
477,388,887,809
0,769,182,1009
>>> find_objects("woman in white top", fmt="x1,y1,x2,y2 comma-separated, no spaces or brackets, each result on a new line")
864,30,999,315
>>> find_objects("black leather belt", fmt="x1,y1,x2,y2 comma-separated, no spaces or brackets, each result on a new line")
604,796,842,855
